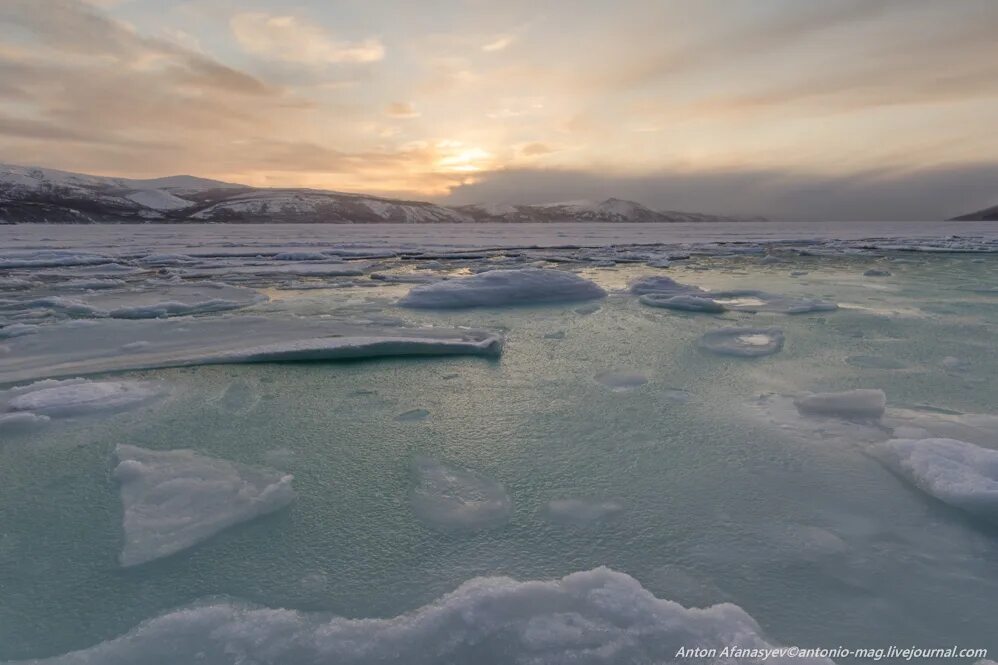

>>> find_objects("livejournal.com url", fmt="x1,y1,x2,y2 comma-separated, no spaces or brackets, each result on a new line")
675,645,990,661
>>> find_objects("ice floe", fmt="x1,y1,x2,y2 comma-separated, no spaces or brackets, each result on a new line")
0,317,503,384
410,456,511,531
794,389,886,420
708,290,837,314
16,567,828,665
871,438,998,521
399,268,606,308
629,275,704,296
113,444,296,566
0,411,50,433
3,379,163,418
699,328,785,357
631,277,836,314
638,294,727,312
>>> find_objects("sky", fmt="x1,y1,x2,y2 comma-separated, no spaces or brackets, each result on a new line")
1,0,997,219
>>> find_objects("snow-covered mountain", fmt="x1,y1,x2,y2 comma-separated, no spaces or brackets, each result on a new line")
453,198,765,224
950,204,998,221
0,163,762,224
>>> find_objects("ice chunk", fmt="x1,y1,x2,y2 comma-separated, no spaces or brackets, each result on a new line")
399,268,606,308
5,379,162,417
871,438,998,521
410,456,511,531
639,294,726,312
794,389,886,420
113,444,296,566
594,370,648,392
544,499,623,525
18,567,829,665
629,275,704,296
708,290,837,314
0,317,503,384
0,411,50,432
204,335,502,365
699,328,784,357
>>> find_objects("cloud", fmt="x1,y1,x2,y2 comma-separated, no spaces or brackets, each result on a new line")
230,13,384,64
519,142,554,156
384,102,420,119
482,35,515,52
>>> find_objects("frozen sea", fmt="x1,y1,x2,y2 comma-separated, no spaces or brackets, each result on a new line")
1,222,998,664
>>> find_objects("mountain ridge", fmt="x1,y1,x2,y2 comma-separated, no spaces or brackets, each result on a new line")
0,163,766,224
950,204,998,221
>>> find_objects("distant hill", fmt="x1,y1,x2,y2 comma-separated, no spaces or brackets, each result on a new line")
950,204,998,221
0,163,764,224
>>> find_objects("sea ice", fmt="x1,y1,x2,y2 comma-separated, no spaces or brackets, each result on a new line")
0,318,503,384
699,328,785,357
629,275,705,296
4,379,163,417
594,370,648,392
871,438,998,521
794,389,887,420
638,294,726,312
16,567,829,665
399,268,606,308
708,290,837,314
0,411,50,433
113,444,296,566
409,456,511,531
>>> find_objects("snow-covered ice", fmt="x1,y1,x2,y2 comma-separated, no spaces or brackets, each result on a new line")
399,268,606,308
4,379,163,418
409,456,511,531
113,444,296,567
871,438,998,522
7,567,828,665
3,221,998,662
639,293,727,312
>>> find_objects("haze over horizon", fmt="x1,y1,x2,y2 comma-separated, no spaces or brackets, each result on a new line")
2,0,997,220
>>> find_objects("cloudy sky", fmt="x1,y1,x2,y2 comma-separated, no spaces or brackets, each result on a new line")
1,0,997,219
